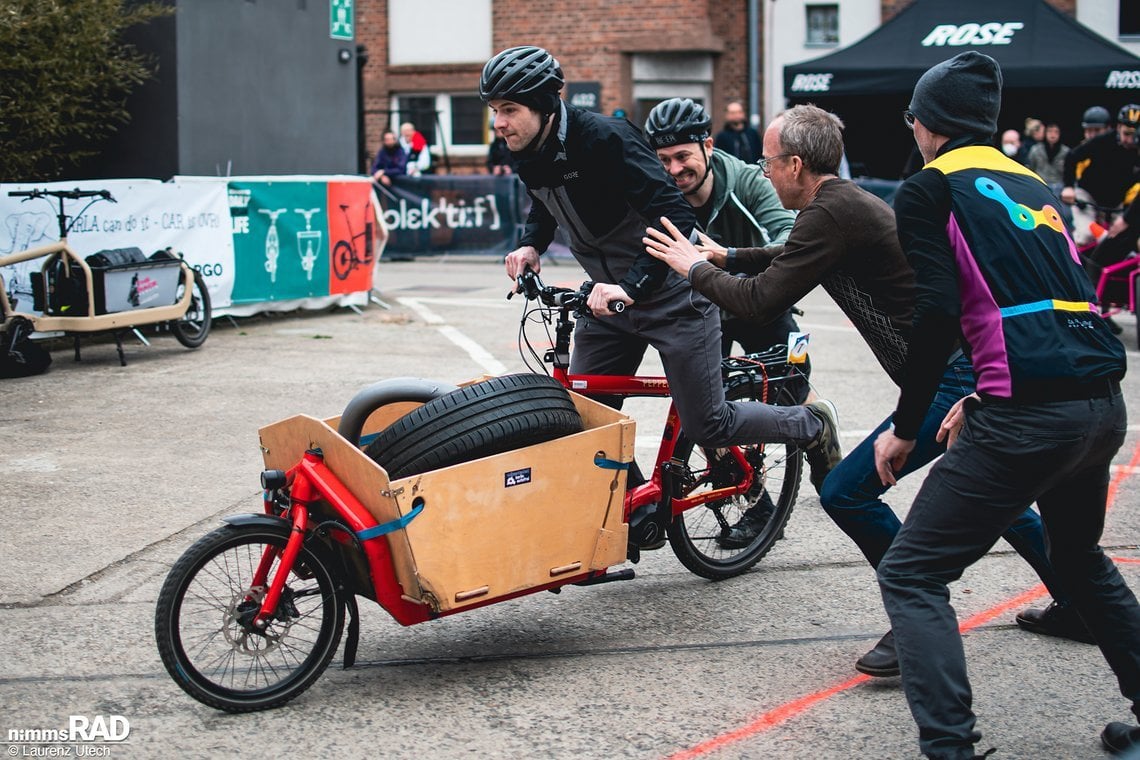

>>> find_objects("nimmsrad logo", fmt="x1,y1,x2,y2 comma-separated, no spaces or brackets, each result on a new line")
921,22,1024,46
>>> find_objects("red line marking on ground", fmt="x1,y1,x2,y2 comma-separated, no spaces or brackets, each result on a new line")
664,438,1140,760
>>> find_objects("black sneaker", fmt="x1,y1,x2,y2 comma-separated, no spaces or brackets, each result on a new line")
804,399,842,495
1102,722,1140,755
718,491,777,549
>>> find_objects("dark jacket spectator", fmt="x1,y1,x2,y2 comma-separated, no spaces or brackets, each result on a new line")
370,130,408,187
713,100,762,164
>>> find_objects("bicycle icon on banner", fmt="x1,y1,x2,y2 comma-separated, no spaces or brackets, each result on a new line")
332,202,374,281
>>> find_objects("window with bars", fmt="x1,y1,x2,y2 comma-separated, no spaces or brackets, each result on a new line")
806,4,839,46
390,94,491,153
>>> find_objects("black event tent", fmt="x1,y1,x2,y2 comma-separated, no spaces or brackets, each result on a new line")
784,0,1140,179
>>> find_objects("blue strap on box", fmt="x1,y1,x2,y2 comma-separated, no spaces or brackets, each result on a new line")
357,501,424,540
593,454,629,470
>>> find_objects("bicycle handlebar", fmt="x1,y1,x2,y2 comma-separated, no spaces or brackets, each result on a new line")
509,269,625,314
7,188,116,202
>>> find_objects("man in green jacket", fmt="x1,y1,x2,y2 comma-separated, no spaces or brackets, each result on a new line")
644,97,808,548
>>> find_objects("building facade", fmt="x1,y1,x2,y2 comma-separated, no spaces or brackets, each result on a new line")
357,0,1135,174
357,0,766,173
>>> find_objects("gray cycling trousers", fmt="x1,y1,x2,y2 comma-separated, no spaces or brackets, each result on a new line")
569,281,822,448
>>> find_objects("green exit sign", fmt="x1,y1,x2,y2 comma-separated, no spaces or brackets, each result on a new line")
330,0,353,40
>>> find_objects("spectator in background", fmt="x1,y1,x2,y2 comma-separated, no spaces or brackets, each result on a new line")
1017,116,1044,164
714,99,762,164
1000,129,1023,162
399,121,431,176
1081,106,1112,142
1061,104,1140,252
370,129,407,187
1026,122,1069,191
486,135,516,175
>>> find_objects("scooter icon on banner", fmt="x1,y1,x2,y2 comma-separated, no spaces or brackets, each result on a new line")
258,208,287,283
294,208,322,281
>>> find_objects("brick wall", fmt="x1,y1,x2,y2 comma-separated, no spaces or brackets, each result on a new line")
357,0,1084,174
357,0,763,173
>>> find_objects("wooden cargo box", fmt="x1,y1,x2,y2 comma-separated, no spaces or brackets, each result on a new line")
258,386,635,614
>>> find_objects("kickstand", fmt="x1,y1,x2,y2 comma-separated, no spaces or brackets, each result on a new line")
73,335,82,362
369,290,391,309
341,595,360,669
113,331,127,366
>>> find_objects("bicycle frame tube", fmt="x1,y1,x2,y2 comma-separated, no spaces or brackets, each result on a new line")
550,366,757,518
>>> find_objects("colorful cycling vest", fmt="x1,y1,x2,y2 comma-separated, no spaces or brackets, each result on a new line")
924,146,1125,398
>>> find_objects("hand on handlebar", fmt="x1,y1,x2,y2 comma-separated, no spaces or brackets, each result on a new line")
587,282,632,317
504,246,540,280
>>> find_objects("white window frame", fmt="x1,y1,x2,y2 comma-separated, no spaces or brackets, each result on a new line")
389,93,490,159
805,4,840,47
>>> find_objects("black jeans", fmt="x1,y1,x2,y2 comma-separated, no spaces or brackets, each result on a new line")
877,391,1137,759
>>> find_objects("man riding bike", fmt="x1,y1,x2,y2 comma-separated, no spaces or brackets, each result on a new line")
482,46,842,519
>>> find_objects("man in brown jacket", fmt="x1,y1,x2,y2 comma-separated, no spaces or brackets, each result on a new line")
644,104,1089,679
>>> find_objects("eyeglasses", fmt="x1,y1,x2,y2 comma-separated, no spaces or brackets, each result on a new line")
903,110,916,130
757,154,794,174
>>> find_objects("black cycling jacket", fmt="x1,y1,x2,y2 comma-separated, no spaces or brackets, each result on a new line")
514,102,697,302
1062,131,1140,210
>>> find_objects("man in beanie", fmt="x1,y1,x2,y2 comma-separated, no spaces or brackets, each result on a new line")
481,46,842,550
873,51,1136,758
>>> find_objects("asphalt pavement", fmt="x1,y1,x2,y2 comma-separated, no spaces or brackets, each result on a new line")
1,257,1138,759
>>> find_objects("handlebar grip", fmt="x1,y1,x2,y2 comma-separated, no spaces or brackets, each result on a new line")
610,301,625,313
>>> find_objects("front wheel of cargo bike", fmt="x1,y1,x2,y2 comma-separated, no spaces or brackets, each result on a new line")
364,373,583,480
666,378,803,580
154,523,344,712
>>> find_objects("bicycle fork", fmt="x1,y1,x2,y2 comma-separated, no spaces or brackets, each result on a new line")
248,456,319,632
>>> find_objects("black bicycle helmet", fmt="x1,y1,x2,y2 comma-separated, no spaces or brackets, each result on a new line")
479,46,564,114
1081,106,1111,128
643,98,713,150
1117,103,1140,128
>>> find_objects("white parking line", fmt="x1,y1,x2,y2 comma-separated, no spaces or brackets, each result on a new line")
437,325,508,375
397,296,507,375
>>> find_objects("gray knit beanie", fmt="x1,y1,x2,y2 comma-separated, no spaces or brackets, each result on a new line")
909,52,1002,139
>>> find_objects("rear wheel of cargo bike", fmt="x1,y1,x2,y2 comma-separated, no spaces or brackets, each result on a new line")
666,376,803,580
365,373,583,479
149,251,212,348
154,523,344,712
170,268,212,348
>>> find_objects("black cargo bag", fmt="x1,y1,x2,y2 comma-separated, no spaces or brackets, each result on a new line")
0,317,51,378
30,256,89,316
85,247,146,269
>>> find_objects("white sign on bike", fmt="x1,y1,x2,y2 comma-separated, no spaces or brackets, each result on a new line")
787,331,810,364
